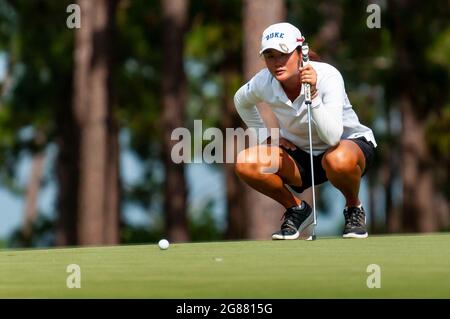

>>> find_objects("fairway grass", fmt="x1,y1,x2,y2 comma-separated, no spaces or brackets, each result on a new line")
1,233,449,298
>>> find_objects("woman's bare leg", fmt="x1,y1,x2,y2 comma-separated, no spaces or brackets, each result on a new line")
235,145,303,209
321,140,366,207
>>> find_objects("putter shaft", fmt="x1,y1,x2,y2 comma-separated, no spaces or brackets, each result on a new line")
301,43,317,239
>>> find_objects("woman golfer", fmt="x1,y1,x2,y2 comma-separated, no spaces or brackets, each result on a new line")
234,22,377,239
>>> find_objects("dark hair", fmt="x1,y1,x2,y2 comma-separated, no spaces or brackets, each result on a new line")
308,50,321,62
296,46,321,62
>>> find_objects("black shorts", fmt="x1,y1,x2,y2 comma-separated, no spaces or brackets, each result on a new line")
282,137,375,194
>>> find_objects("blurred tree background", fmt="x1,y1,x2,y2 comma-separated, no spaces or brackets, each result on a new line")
0,0,448,247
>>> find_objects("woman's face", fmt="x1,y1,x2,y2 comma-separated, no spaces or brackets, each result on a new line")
263,49,301,83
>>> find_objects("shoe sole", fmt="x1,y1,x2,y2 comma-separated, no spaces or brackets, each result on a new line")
342,232,368,239
272,231,300,240
272,213,314,240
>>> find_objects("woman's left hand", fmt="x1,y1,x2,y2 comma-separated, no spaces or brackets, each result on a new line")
300,64,318,99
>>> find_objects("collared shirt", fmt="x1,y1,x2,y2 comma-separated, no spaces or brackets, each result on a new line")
234,61,377,155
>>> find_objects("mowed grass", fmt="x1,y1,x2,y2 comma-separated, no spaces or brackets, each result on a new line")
1,233,450,298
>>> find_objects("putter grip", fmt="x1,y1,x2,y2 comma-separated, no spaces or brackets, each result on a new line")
301,43,311,104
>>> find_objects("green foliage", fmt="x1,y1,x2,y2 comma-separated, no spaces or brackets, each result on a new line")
426,26,450,192
120,224,164,245
428,26,450,73
0,0,17,50
8,214,55,248
188,200,223,242
186,0,242,119
426,106,450,160
120,200,223,244
115,0,164,158
426,106,450,198
0,0,73,183
113,1,167,228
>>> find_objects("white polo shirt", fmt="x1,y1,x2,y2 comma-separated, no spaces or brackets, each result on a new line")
234,61,377,155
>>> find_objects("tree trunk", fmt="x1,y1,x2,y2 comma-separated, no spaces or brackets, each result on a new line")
22,143,45,246
316,2,342,64
221,68,247,239
384,110,400,233
104,114,120,244
74,0,118,245
76,0,106,245
224,162,247,239
103,1,120,245
0,55,13,108
56,97,79,246
400,98,436,232
161,0,190,242
390,0,443,232
242,0,286,239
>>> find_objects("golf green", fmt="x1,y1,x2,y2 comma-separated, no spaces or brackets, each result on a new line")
1,233,449,298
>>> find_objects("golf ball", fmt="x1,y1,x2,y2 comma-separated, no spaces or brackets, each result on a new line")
158,239,169,250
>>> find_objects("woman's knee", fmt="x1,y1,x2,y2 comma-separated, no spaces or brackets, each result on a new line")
322,148,357,175
235,146,280,178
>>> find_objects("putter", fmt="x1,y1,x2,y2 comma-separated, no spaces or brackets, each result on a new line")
301,43,317,241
